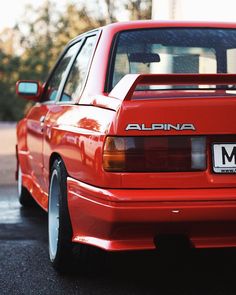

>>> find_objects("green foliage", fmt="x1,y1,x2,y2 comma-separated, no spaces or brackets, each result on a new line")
0,49,27,121
0,0,152,121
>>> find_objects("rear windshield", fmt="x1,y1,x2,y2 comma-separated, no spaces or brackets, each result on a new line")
110,28,236,91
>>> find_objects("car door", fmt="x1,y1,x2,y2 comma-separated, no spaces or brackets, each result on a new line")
42,34,98,186
26,41,82,192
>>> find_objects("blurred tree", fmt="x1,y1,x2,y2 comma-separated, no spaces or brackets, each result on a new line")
127,0,152,20
55,3,98,51
0,28,20,56
0,49,26,120
18,0,56,81
0,0,152,121
93,0,118,24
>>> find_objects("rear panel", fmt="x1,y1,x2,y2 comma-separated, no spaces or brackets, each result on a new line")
104,75,236,189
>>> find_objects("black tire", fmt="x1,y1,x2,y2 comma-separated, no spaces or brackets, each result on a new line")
18,165,34,207
49,158,105,273
48,159,74,272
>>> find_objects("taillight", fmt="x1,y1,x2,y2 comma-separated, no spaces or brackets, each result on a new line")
103,136,206,172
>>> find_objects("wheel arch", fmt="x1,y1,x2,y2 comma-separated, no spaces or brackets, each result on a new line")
49,153,67,177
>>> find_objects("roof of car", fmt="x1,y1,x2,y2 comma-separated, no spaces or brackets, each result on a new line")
102,19,236,31
68,20,236,48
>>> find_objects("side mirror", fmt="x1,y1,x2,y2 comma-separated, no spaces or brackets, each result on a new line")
16,80,42,101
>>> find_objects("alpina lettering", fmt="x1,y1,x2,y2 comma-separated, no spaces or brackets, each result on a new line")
126,123,195,131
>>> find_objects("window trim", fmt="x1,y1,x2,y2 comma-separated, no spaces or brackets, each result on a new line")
40,40,83,103
57,31,100,105
104,32,120,93
40,29,100,104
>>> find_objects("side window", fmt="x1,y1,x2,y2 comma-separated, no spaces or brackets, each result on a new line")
43,42,81,102
60,35,96,102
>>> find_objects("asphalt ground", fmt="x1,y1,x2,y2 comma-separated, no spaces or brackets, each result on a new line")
1,123,236,294
1,185,236,295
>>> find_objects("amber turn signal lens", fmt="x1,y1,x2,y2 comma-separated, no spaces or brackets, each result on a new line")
103,137,126,171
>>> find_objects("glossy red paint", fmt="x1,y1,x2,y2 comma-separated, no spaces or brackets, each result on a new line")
16,21,236,251
67,177,236,250
16,80,43,101
109,73,236,101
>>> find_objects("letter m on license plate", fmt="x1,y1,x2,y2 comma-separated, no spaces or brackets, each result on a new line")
213,144,236,173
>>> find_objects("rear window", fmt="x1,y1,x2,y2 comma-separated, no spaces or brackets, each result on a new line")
110,28,236,91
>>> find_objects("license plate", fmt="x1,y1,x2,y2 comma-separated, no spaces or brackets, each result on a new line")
212,143,236,173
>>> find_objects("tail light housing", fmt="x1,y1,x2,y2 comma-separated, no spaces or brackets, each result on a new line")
103,136,206,172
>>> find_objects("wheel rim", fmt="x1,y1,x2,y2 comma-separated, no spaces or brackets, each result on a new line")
18,166,22,197
48,170,60,261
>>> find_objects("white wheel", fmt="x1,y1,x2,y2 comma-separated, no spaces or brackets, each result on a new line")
48,159,103,273
18,166,22,197
48,169,60,261
48,159,73,272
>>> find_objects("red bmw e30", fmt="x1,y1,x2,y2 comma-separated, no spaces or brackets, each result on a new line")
16,20,236,271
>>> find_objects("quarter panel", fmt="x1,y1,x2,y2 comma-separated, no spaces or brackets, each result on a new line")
16,118,30,175
43,104,122,189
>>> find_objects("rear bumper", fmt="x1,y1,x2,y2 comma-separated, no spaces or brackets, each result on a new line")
67,177,236,251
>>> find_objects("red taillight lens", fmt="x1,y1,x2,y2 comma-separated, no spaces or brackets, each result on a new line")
103,136,206,172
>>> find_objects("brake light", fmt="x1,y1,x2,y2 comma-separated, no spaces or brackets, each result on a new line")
103,136,206,172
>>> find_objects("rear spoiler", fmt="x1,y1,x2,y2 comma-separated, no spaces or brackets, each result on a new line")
109,74,236,101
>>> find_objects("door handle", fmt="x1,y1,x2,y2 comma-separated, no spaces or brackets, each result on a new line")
40,115,46,132
40,116,45,124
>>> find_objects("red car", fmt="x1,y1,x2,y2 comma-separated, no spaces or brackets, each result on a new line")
16,20,236,271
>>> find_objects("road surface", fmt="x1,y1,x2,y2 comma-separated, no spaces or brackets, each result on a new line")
1,186,236,294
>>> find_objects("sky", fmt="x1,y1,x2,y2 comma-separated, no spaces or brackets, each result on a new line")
0,0,39,29
0,0,68,30
0,0,236,31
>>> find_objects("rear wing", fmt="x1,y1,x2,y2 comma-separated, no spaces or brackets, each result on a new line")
109,74,236,101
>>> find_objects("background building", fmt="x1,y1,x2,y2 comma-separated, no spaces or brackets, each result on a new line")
152,0,236,21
